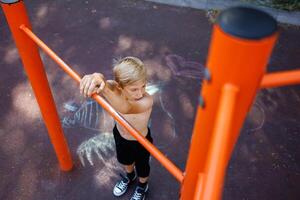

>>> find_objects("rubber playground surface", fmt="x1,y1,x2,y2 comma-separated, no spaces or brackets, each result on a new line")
0,0,300,199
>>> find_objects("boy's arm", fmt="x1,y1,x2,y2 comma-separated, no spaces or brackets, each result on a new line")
128,93,153,113
80,73,132,113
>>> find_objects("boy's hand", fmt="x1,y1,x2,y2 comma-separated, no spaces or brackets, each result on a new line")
80,73,106,97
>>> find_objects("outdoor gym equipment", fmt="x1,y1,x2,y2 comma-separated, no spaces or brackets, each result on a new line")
3,1,300,199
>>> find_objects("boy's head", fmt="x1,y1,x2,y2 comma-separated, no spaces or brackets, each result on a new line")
113,56,147,101
113,56,146,88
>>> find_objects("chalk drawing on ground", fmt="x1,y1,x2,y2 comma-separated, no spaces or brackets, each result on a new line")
164,54,266,134
62,99,96,130
77,132,115,166
246,102,266,133
164,54,205,79
62,99,114,131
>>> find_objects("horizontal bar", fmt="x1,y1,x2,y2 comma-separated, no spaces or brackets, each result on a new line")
19,24,81,82
261,69,300,88
19,24,184,183
201,84,238,200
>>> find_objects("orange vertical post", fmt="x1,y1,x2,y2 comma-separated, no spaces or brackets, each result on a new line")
1,0,73,171
181,7,278,199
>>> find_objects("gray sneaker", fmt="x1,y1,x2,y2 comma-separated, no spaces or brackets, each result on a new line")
113,174,136,197
130,184,149,200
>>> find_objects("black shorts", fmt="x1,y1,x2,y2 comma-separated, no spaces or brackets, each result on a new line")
113,125,153,178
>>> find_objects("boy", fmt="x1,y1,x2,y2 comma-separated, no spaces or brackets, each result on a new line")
80,57,153,200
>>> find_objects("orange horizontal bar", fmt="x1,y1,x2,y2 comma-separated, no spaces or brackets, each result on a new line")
19,24,81,82
261,69,300,88
20,24,184,183
201,84,238,200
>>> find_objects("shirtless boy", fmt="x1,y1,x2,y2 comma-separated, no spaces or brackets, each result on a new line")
80,57,153,200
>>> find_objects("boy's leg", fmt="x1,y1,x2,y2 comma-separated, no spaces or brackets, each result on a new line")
130,160,150,200
113,126,136,197
135,161,150,187
124,163,137,181
138,176,148,183
124,163,135,173
130,130,152,200
135,129,152,183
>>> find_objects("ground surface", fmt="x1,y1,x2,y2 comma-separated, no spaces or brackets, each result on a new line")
0,0,299,200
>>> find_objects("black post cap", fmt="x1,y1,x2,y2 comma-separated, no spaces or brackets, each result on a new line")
0,0,21,4
217,6,278,40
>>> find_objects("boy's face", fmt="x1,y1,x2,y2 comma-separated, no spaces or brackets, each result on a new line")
122,79,146,101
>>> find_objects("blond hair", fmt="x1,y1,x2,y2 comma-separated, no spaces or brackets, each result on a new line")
113,56,147,88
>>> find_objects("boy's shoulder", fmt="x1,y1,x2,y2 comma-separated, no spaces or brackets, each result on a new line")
139,92,153,108
106,80,119,91
129,93,153,113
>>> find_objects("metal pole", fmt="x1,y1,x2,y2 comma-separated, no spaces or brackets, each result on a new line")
261,69,300,88
1,0,73,171
200,84,238,200
181,7,278,199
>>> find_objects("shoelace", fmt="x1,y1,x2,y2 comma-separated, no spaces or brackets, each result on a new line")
117,181,127,190
117,174,129,190
132,188,144,200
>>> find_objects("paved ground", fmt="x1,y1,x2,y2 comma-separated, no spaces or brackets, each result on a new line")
0,0,299,200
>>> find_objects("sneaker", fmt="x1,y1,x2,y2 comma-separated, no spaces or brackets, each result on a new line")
113,173,136,197
130,184,149,200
